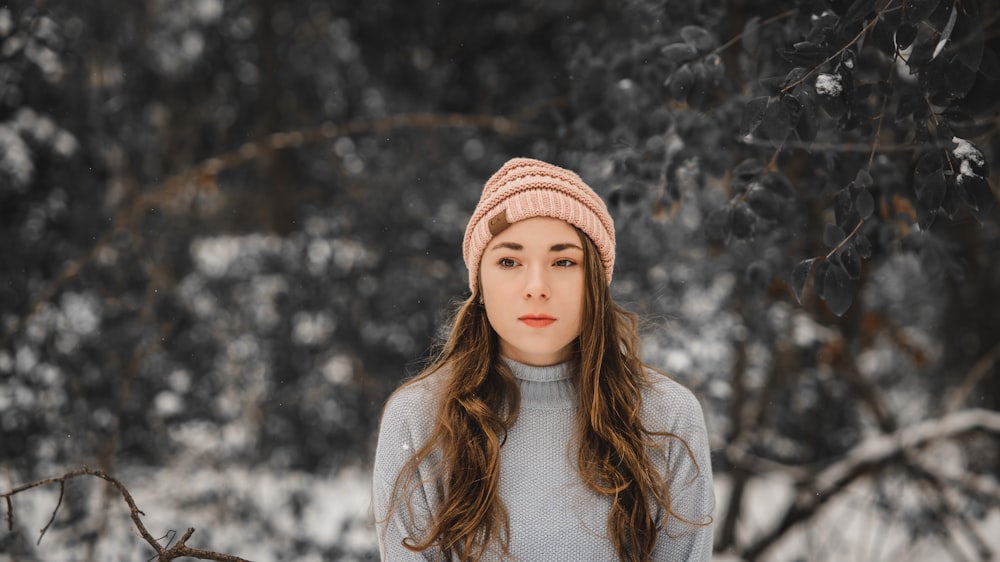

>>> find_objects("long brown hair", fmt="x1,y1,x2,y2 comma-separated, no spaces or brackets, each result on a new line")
381,228,699,561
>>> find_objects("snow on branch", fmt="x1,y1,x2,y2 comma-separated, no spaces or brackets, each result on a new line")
814,408,1000,492
741,408,1000,561
2,467,252,562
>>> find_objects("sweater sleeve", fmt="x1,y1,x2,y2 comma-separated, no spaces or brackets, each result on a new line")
372,380,443,561
647,376,716,562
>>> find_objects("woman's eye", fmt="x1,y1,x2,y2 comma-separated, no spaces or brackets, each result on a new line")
554,259,577,267
498,258,518,268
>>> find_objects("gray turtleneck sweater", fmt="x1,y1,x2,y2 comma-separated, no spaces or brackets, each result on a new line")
373,358,714,561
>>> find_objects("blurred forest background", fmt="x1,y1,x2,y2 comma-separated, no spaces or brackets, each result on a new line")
2,0,999,560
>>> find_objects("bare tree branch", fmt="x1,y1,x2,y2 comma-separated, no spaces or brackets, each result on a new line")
740,408,1000,561
1,467,253,562
943,340,1000,415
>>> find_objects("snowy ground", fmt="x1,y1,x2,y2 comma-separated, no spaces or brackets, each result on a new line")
3,465,998,561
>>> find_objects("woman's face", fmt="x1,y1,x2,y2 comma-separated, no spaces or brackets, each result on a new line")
479,217,585,366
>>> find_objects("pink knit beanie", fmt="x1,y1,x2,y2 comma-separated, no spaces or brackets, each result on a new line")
463,157,616,291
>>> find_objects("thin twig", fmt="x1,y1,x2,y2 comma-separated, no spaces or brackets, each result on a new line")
36,480,65,546
942,340,1000,415
825,217,866,261
1,467,253,562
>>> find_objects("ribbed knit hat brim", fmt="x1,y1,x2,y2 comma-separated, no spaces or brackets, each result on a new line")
463,158,615,291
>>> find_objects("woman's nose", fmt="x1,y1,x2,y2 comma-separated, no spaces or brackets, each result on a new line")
523,268,550,300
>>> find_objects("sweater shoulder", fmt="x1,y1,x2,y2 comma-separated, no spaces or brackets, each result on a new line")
640,368,708,436
380,366,449,431
374,367,450,485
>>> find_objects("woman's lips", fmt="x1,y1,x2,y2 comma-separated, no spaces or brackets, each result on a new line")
519,315,555,328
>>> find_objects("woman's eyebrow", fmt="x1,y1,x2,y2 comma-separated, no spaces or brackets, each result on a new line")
489,241,523,252
488,241,583,252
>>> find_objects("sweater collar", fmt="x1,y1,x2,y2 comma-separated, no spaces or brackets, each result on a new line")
500,356,575,410
501,356,572,382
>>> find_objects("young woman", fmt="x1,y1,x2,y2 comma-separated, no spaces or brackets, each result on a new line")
373,158,714,561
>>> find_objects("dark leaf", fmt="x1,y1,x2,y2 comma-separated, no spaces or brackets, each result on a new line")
855,234,873,258
908,33,936,70
824,223,847,247
873,17,897,55
814,259,831,299
811,11,839,34
915,147,942,173
759,75,787,95
958,174,997,222
840,246,862,279
855,169,873,188
748,187,782,220
733,158,764,178
896,23,918,50
791,258,814,304
840,210,862,232
732,174,753,193
795,91,819,141
834,188,853,226
781,94,804,126
662,43,699,65
929,58,977,102
687,62,709,108
740,96,769,136
731,203,756,240
840,48,858,71
761,97,792,147
704,53,724,82
844,0,877,24
667,64,695,101
762,173,796,198
856,189,875,219
942,178,963,218
915,151,946,210
681,25,717,51
837,67,854,99
822,263,854,316
782,67,810,88
781,42,829,66
819,94,848,118
704,207,732,242
742,16,761,53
